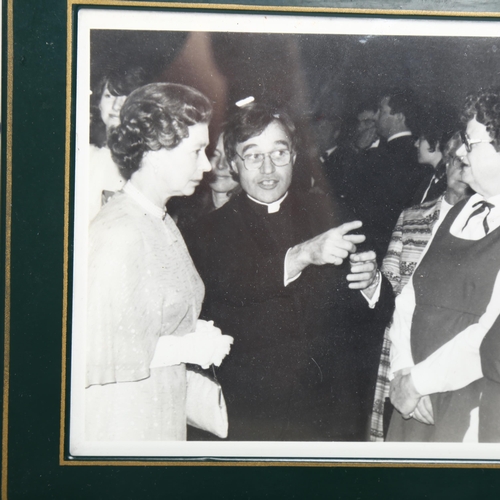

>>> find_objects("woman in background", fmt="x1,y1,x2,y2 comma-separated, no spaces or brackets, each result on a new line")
88,67,147,221
172,131,241,233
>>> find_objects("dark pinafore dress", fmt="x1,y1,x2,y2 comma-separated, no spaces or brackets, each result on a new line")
479,313,500,442
387,199,500,442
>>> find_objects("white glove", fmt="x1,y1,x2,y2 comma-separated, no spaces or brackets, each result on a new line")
150,320,233,369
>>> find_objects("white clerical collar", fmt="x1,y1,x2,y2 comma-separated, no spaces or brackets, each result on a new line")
247,192,289,214
387,131,412,143
123,181,167,220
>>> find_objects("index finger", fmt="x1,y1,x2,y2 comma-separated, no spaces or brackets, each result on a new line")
336,220,363,236
344,234,366,245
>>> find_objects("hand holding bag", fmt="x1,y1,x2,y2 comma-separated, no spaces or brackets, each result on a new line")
186,366,228,438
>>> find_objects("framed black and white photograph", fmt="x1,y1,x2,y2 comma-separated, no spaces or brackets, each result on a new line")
68,6,500,462
6,0,500,498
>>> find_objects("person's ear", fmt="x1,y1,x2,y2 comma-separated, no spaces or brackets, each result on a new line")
291,152,297,166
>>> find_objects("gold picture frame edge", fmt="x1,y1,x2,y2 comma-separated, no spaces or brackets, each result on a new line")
55,0,500,470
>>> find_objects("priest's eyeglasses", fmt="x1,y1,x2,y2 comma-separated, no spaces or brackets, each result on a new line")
235,149,292,170
460,130,494,153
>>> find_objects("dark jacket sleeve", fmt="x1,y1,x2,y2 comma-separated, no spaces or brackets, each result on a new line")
376,273,396,326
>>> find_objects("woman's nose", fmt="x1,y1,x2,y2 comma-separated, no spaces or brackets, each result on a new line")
210,156,220,171
112,95,126,110
216,157,228,171
201,152,212,172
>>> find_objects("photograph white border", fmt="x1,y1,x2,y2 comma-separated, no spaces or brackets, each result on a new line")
69,6,500,462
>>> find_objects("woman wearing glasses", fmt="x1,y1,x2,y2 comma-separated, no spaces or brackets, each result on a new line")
387,88,500,442
187,102,394,441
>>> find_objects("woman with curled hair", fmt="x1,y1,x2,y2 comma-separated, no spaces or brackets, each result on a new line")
387,87,500,442
85,82,232,442
88,66,147,221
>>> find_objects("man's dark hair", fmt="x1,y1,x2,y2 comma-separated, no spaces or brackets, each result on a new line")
381,88,420,133
223,102,297,163
356,96,379,116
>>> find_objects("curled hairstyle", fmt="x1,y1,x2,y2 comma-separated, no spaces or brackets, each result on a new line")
223,102,297,164
108,83,213,179
90,66,147,147
461,87,500,152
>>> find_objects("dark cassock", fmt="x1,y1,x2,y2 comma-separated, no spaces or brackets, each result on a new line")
479,314,500,442
186,190,394,441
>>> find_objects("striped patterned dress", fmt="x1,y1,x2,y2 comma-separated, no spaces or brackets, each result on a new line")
369,196,443,441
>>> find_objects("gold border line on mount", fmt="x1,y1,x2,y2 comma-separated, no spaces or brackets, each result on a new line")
3,0,14,497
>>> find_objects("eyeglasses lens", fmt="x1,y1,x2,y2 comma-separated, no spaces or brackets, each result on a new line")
244,150,291,170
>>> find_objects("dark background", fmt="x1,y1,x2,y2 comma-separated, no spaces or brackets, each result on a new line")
90,28,500,185
5,0,500,498
91,28,500,123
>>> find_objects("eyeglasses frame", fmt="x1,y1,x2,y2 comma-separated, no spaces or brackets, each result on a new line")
234,149,293,171
460,130,494,153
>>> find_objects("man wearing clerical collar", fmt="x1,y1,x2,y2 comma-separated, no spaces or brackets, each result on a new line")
187,102,394,442
232,119,295,206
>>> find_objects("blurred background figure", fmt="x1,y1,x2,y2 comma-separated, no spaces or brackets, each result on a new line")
331,99,382,208
348,88,432,263
88,66,147,221
170,131,241,234
412,106,460,205
206,132,241,209
354,103,379,151
312,112,348,198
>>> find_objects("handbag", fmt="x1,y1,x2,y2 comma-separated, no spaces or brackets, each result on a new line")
185,366,228,438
